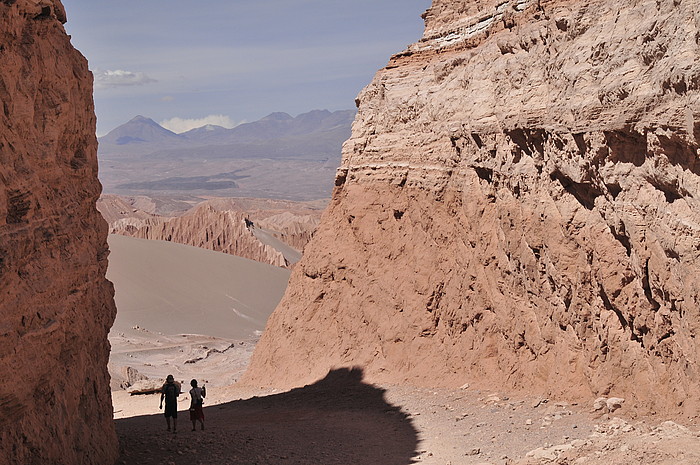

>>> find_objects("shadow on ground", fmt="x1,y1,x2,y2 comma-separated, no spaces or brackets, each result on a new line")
115,368,419,465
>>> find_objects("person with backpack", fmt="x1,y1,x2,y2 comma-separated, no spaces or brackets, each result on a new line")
159,374,181,432
189,379,206,431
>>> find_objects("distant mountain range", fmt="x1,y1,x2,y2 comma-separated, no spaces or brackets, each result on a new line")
98,109,355,201
99,115,182,148
99,109,355,157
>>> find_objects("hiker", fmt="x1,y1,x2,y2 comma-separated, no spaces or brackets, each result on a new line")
159,374,180,432
189,379,206,431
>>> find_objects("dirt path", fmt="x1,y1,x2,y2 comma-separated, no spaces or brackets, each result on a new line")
115,366,700,465
115,369,417,465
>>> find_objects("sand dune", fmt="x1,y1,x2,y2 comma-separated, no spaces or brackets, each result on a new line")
106,234,290,392
107,234,290,340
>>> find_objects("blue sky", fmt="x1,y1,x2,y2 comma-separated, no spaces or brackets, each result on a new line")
61,1,431,135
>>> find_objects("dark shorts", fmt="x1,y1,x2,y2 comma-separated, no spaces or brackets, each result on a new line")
189,404,204,421
164,402,178,418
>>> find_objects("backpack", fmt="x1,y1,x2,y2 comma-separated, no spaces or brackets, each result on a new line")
164,383,178,403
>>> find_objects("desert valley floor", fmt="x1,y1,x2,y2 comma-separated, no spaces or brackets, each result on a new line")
112,353,700,465
108,236,700,465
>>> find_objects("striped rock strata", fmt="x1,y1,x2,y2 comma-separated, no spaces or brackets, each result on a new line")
246,0,700,418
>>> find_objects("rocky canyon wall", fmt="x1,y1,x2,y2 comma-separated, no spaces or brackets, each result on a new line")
246,0,700,418
0,1,117,463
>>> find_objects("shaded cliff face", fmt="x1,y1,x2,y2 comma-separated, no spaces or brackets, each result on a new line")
0,1,117,463
245,0,700,417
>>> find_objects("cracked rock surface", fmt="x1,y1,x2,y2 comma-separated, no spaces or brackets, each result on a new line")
0,1,117,463
245,0,700,420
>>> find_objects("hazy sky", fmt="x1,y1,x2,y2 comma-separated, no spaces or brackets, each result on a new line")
61,1,431,135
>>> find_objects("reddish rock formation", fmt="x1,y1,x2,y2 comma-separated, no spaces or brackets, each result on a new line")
96,194,160,224
110,203,291,267
107,198,321,268
255,212,320,252
246,0,700,418
0,1,117,463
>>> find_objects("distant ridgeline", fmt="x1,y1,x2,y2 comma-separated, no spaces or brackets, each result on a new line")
98,109,355,201
98,195,322,269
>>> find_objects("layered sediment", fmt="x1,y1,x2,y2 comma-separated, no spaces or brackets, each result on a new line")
0,1,117,463
246,0,700,418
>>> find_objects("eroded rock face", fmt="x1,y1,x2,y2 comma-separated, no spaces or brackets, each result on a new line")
0,1,117,463
246,0,700,418
107,200,319,268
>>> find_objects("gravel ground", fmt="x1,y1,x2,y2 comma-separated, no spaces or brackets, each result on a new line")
114,366,700,465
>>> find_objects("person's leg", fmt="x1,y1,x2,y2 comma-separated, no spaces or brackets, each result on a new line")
173,416,177,432
165,416,171,431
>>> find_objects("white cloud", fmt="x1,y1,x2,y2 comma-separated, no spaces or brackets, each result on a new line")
159,115,243,133
160,95,175,102
93,69,157,89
